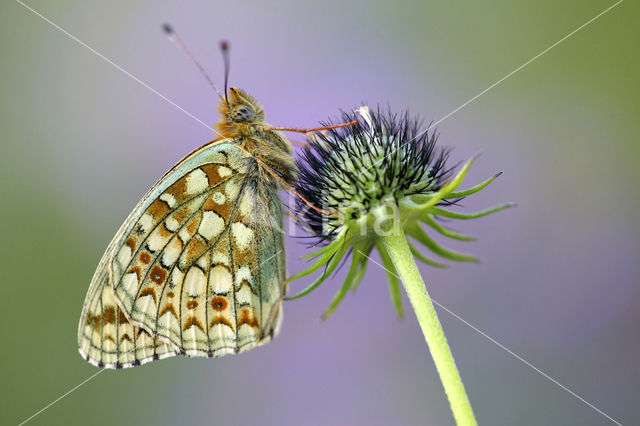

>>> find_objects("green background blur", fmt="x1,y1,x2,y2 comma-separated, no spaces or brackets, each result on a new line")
1,1,638,425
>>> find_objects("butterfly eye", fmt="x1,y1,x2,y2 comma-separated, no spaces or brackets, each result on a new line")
231,105,255,122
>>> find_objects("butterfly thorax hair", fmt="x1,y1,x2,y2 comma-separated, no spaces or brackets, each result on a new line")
216,87,297,189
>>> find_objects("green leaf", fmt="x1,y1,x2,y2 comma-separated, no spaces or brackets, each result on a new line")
351,248,371,293
286,233,346,283
431,203,516,220
300,230,346,259
322,251,363,320
422,215,476,241
407,223,480,263
409,241,449,268
286,240,349,300
412,155,478,212
377,242,404,318
447,172,502,198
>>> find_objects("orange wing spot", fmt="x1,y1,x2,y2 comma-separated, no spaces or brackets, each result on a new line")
233,245,254,266
148,199,171,220
238,308,259,328
167,291,175,298
103,306,116,324
91,314,101,330
186,300,198,310
166,176,187,201
210,296,228,311
159,223,174,238
85,313,94,327
125,237,137,251
139,251,152,264
181,235,208,268
139,287,157,304
159,303,179,320
185,216,200,235
120,333,133,343
117,308,128,324
183,316,205,333
203,197,215,210
201,163,226,185
150,265,167,285
127,266,142,280
172,208,190,224
203,195,231,221
104,334,116,343
209,315,234,330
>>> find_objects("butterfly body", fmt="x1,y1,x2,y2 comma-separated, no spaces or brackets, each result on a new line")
78,88,296,368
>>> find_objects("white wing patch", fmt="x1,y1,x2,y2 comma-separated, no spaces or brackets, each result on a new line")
185,168,209,194
231,222,254,250
210,265,233,293
199,211,225,240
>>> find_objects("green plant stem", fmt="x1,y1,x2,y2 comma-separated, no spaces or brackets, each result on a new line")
381,220,477,426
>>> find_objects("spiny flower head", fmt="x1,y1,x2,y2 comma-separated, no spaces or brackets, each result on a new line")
288,106,514,318
297,107,453,242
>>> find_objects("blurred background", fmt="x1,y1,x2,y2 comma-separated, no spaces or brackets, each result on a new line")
1,0,638,425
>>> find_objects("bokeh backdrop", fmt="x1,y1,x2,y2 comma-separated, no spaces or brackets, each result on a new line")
1,1,638,425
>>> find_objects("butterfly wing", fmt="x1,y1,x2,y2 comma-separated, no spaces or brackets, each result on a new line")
78,269,180,368
78,140,287,368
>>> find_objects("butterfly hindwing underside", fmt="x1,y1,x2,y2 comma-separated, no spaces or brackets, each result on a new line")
78,141,286,368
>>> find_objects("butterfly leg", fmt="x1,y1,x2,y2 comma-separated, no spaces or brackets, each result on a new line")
255,156,337,216
262,117,359,134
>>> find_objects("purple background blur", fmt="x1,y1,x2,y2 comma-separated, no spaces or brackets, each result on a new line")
1,1,638,425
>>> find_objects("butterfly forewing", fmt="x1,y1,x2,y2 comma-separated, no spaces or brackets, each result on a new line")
78,140,287,368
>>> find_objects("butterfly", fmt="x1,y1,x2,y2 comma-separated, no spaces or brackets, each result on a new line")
77,85,301,368
78,28,356,368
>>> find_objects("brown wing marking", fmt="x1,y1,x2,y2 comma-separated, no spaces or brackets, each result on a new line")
113,162,239,326
78,276,179,369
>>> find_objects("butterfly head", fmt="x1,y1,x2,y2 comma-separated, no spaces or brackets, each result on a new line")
218,87,264,123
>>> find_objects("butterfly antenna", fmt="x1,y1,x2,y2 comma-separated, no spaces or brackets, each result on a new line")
220,40,230,105
162,23,225,100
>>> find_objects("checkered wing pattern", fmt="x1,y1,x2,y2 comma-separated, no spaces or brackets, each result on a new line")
78,141,286,368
